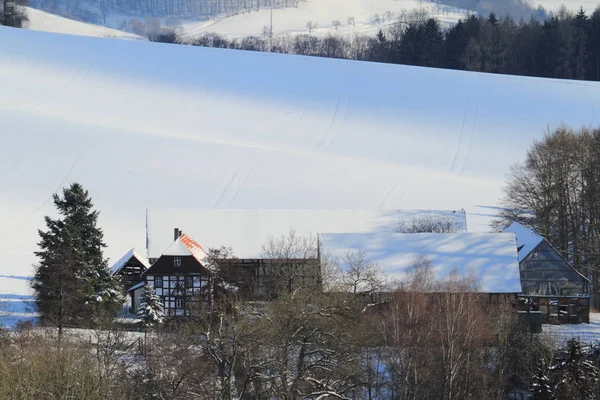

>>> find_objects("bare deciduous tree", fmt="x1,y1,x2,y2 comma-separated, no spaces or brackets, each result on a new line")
261,230,320,296
305,20,317,33
337,251,387,295
497,125,600,307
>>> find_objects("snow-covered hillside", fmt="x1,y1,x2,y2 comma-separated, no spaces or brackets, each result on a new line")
180,0,469,38
533,0,598,14
23,6,144,40
2,27,600,326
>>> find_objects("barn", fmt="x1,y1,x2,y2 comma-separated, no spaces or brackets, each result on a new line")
504,222,590,324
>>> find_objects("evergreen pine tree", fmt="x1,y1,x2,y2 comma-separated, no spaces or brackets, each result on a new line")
32,183,123,332
555,338,600,399
530,360,555,400
136,284,164,328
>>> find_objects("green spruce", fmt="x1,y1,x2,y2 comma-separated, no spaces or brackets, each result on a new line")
32,183,123,334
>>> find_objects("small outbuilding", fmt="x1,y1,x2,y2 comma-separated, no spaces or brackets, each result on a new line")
110,248,150,291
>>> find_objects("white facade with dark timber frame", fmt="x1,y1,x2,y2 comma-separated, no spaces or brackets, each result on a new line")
140,229,211,317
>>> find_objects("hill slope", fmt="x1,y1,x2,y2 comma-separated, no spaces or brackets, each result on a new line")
2,28,600,325
533,0,598,14
24,7,144,40
179,0,469,38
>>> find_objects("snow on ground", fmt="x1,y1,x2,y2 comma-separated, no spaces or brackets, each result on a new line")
23,6,145,40
180,0,470,39
533,0,599,14
2,28,600,327
543,313,600,347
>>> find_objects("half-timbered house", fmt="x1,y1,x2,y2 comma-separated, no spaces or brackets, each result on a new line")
138,229,212,317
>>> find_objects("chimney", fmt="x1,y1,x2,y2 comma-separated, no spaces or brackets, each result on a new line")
174,228,179,241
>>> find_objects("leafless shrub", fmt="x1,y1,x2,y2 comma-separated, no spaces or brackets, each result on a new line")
0,330,134,399
396,216,459,233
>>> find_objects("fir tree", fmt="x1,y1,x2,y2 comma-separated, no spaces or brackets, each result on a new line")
136,284,164,328
555,338,599,399
530,360,555,400
32,183,123,333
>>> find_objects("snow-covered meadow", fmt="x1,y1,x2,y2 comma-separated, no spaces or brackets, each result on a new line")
178,0,470,39
533,0,599,14
1,26,600,326
23,6,145,40
544,313,600,346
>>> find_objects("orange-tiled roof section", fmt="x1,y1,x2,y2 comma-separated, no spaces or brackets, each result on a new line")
180,233,207,255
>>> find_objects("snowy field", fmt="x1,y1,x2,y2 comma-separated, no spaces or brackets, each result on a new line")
2,28,600,326
544,313,600,347
179,0,470,39
23,7,145,40
533,0,599,14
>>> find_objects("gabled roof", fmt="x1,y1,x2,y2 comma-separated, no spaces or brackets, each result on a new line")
146,209,468,260
109,248,150,275
128,281,145,292
159,233,208,265
320,232,522,293
503,222,545,263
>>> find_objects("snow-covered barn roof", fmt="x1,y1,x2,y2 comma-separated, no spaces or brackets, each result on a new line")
109,248,150,275
503,222,544,263
146,209,467,260
319,232,522,293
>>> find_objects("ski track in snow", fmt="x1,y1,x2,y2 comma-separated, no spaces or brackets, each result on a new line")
459,100,478,176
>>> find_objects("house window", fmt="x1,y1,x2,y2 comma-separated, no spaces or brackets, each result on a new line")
185,276,193,288
154,276,163,288
176,298,184,309
174,257,181,267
